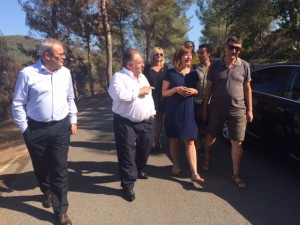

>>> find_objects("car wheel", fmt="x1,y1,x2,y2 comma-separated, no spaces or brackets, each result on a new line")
221,121,230,142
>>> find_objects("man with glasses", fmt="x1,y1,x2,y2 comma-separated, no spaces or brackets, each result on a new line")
201,36,253,189
12,38,77,225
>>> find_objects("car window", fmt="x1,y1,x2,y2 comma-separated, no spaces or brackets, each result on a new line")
251,67,291,97
290,73,300,101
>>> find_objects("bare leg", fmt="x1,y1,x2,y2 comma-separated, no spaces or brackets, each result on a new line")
170,138,180,167
170,138,180,176
184,139,204,182
202,134,216,171
195,128,201,152
184,139,198,175
230,140,247,188
230,140,243,175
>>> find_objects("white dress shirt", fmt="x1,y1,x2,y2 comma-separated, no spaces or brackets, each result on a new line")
108,67,156,122
12,60,78,133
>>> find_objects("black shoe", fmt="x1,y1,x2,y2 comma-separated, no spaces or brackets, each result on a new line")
123,188,135,202
138,171,148,179
154,145,161,151
42,193,52,208
56,213,72,225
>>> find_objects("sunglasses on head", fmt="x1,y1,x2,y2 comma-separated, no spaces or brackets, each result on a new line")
227,45,241,51
154,53,163,56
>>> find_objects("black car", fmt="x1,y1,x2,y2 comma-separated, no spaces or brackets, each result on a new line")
222,64,300,161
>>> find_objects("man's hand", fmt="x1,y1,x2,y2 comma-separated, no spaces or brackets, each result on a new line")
246,110,253,123
71,124,77,135
139,86,155,96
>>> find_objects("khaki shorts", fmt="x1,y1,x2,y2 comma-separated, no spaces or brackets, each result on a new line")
207,109,247,141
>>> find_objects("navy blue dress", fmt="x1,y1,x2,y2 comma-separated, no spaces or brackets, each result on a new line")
164,68,199,139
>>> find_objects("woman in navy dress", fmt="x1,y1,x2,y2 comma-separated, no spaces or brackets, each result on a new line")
162,45,204,183
143,47,168,151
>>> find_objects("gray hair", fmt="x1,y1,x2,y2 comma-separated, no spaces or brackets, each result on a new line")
39,38,64,57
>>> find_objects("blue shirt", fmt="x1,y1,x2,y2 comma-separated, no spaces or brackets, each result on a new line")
12,60,78,133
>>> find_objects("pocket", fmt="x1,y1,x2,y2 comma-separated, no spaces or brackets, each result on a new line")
22,127,30,141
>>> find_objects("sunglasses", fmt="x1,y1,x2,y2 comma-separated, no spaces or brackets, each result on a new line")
154,53,163,57
227,45,241,51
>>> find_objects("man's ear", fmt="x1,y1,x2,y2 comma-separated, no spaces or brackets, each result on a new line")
127,61,134,69
45,51,52,60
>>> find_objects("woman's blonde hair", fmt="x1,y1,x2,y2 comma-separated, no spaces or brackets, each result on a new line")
172,45,192,68
150,47,165,67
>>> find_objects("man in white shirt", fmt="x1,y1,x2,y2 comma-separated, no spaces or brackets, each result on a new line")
109,48,156,202
12,38,77,225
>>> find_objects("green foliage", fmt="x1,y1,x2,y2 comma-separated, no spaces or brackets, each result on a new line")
196,0,300,62
3,35,39,65
129,0,191,62
0,35,24,121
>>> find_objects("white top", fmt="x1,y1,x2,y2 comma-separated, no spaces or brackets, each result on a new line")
108,67,156,122
12,60,78,133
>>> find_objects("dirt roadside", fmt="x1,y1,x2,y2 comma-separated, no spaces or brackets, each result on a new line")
0,93,109,172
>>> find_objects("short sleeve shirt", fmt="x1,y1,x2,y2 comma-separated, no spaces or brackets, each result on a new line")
207,57,251,111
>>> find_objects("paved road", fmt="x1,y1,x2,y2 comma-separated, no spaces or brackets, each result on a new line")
1,97,300,225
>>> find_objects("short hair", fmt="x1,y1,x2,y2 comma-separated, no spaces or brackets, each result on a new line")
150,47,165,67
173,45,192,68
122,48,140,67
226,36,242,45
184,41,195,54
198,44,212,54
39,38,64,58
184,40,195,52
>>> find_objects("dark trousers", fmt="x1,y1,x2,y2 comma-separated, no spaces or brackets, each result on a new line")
113,114,154,189
23,116,71,215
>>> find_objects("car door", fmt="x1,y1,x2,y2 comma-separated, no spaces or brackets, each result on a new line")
249,66,293,150
285,71,300,159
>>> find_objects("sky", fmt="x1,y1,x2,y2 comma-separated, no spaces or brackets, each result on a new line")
0,1,202,49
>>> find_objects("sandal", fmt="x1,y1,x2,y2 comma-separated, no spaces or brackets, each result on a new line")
231,174,247,189
171,165,181,177
202,158,210,171
191,174,205,184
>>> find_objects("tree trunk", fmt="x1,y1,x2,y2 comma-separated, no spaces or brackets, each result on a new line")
100,0,113,87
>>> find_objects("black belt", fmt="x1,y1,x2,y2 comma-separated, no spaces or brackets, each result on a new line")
114,113,153,123
28,117,66,126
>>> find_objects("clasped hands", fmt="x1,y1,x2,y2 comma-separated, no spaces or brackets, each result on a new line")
177,86,195,97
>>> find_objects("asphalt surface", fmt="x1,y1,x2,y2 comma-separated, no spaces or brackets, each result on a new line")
1,96,300,225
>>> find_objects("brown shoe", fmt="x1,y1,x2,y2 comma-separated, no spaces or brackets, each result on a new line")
57,213,72,225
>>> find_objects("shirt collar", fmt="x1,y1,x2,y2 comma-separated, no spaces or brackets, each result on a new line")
34,59,49,74
121,67,140,79
220,57,241,66
37,59,62,74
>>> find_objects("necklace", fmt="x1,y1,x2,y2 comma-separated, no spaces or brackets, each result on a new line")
176,67,190,76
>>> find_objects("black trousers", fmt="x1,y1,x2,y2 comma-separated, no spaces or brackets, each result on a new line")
23,116,71,215
113,114,154,189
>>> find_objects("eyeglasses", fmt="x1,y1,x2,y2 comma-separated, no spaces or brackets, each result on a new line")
154,53,163,57
49,52,66,59
227,45,241,52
